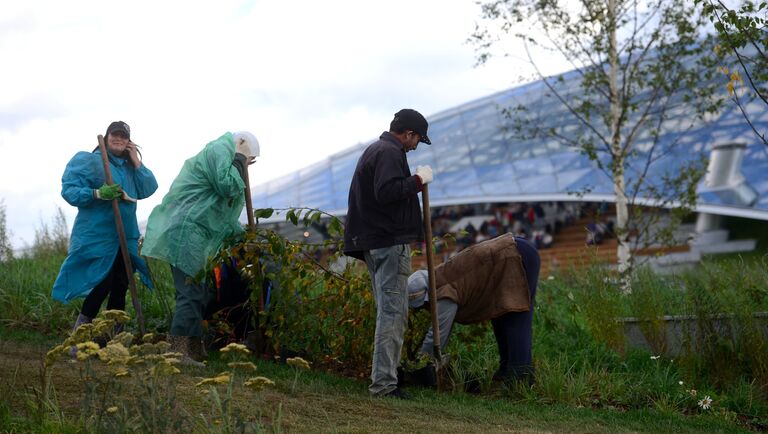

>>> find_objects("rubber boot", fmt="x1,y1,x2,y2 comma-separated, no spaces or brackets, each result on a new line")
69,313,93,358
188,336,208,363
168,335,205,368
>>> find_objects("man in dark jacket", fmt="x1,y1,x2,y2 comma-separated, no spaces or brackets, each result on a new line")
344,109,434,399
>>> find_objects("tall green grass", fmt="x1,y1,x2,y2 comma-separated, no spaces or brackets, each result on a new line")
2,220,768,428
0,250,74,334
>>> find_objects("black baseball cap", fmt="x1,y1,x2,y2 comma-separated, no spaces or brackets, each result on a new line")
106,121,130,140
390,109,431,145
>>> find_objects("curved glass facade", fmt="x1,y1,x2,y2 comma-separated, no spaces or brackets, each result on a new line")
252,73,768,221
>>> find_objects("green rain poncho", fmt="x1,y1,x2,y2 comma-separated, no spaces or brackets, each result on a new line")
141,133,245,277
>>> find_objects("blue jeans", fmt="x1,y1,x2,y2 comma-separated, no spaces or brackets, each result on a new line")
170,265,214,337
364,244,411,395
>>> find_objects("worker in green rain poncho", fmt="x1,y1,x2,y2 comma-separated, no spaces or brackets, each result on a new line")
52,121,158,349
142,131,260,366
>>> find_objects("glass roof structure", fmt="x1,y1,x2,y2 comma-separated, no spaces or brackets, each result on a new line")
252,72,768,222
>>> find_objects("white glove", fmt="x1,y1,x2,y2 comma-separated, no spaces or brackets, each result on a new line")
415,165,433,185
233,131,260,159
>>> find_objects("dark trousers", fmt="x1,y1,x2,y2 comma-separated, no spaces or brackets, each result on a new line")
491,236,540,380
81,252,128,318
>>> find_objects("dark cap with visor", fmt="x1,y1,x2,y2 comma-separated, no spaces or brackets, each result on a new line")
390,109,431,145
106,121,130,140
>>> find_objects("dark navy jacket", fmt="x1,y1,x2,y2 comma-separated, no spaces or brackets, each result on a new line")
344,132,424,259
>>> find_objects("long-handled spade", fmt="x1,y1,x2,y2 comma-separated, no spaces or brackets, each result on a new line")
242,159,256,231
97,135,146,336
241,162,264,308
421,183,443,388
241,159,269,354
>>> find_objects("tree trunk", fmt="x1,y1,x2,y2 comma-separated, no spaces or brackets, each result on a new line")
613,159,631,274
606,0,632,275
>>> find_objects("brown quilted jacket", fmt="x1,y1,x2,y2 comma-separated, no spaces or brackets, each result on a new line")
434,233,530,324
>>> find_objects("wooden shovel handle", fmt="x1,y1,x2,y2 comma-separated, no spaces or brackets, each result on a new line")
97,135,146,335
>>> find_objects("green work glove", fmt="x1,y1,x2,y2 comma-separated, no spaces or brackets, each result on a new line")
94,183,122,200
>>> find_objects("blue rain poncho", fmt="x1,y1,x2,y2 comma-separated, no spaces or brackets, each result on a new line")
52,150,158,302
141,133,246,277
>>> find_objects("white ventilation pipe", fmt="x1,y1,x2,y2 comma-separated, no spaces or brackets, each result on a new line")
696,142,757,233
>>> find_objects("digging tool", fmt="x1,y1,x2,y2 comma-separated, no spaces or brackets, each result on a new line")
242,159,256,231
241,159,262,310
421,183,443,388
97,135,146,336
241,157,268,355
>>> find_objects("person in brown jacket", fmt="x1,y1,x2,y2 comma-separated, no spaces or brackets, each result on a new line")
407,234,540,384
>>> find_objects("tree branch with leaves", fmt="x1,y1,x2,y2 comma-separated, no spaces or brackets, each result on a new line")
472,0,723,277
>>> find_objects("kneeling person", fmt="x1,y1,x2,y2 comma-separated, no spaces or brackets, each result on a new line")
408,234,540,384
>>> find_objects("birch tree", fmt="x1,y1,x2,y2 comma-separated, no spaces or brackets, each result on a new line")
472,0,723,274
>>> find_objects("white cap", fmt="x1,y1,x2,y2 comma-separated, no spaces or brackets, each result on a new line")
407,269,429,309
233,131,260,158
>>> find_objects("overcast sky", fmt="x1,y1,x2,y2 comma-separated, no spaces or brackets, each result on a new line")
0,0,561,251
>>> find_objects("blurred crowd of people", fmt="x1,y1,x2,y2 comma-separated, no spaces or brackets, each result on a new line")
427,201,614,260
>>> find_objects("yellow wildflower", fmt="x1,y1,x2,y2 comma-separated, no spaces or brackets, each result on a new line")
97,342,131,365
111,332,135,347
163,357,181,365
151,361,181,377
195,372,231,387
142,354,168,363
219,343,251,355
76,351,91,361
107,406,119,414
126,356,145,366
77,341,101,352
102,310,131,323
45,344,67,367
70,323,95,342
286,357,311,370
131,342,166,356
227,361,258,371
243,376,275,391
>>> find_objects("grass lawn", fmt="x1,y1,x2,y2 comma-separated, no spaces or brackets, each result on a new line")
0,331,753,433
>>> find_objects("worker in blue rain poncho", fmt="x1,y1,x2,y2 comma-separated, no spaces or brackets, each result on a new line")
52,121,158,341
141,131,260,366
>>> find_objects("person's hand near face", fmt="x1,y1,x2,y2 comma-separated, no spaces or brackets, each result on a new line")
107,131,141,168
125,140,141,168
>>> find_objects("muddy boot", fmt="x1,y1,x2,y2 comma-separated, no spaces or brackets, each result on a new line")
493,365,536,387
188,336,208,362
69,313,93,357
168,335,205,368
